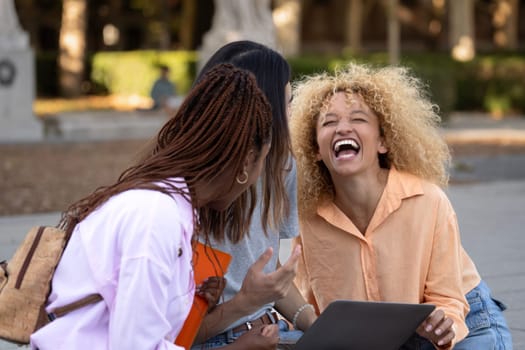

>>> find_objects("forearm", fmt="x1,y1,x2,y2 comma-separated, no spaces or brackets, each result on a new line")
194,292,259,344
274,284,317,331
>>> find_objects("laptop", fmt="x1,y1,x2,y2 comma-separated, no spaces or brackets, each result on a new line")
291,300,435,350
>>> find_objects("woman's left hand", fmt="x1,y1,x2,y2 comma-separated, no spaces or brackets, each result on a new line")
196,276,226,312
416,309,455,348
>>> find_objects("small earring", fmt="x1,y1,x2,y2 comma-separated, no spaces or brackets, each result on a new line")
236,170,249,185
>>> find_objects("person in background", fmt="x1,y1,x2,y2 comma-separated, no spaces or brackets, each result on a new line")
150,64,181,113
30,63,275,350
290,63,513,350
191,41,317,350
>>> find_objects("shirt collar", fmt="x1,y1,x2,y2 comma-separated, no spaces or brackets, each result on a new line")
316,167,424,236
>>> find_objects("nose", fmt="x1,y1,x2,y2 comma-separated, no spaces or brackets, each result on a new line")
335,119,353,134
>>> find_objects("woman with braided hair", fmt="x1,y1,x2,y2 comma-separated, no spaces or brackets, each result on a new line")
30,63,274,350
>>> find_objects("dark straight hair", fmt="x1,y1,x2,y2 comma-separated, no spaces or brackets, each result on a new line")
195,40,292,233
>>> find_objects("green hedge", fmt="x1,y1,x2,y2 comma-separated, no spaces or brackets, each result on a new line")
34,50,197,97
289,53,459,116
455,54,525,115
288,52,525,117
289,53,453,116
90,50,197,96
35,50,525,116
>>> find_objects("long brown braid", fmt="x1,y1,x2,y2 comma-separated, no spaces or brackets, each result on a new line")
60,63,272,244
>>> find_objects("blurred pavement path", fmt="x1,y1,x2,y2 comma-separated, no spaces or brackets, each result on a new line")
1,112,524,349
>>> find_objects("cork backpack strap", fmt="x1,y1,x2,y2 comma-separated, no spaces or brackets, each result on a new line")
47,294,104,321
45,217,103,323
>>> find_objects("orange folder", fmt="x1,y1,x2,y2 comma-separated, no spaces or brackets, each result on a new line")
175,242,231,350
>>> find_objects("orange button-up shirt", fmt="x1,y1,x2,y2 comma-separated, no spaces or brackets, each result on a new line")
294,168,480,347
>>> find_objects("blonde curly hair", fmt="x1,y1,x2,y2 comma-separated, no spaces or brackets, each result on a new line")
290,62,451,214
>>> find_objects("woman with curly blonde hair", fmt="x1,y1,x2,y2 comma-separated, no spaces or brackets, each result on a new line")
290,63,512,350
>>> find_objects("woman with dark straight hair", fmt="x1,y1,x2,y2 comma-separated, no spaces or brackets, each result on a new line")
191,41,317,350
30,64,274,350
197,40,292,232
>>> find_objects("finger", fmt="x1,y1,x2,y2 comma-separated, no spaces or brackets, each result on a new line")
249,324,267,335
281,244,301,270
424,309,444,332
250,247,274,273
415,322,427,336
436,328,455,347
201,277,224,289
206,276,226,284
269,245,301,281
201,289,220,300
261,324,279,337
197,284,221,297
202,276,222,284
434,316,454,336
268,262,297,285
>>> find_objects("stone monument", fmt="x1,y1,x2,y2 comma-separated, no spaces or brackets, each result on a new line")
198,0,277,71
0,0,41,141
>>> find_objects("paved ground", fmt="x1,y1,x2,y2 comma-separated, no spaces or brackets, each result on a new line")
1,180,523,349
448,181,525,348
1,112,524,349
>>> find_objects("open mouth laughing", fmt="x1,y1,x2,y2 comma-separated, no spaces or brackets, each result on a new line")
333,138,361,158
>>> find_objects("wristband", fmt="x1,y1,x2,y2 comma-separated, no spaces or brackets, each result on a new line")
292,303,314,330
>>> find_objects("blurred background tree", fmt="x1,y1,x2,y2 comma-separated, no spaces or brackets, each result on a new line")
13,0,525,116
58,0,87,97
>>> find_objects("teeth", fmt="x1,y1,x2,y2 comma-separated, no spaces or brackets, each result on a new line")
334,139,358,152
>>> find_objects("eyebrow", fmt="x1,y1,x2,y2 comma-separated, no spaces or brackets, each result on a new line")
323,110,369,118
350,109,369,116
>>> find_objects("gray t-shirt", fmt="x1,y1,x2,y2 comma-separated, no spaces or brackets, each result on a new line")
204,161,299,332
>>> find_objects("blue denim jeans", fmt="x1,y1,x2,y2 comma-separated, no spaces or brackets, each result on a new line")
191,314,303,349
401,280,513,350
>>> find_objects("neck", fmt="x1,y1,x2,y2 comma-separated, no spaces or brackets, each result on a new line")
332,167,389,234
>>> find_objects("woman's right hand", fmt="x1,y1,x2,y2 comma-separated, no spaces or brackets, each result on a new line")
230,324,279,350
236,246,301,314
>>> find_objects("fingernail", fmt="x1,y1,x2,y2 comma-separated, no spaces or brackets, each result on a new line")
425,325,432,332
438,340,443,346
435,329,442,335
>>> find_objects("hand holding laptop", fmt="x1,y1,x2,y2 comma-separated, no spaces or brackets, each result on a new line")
416,309,455,348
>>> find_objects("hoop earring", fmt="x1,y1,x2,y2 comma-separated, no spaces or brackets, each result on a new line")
236,170,249,185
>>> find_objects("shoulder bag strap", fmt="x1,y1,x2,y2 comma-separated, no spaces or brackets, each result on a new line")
47,217,104,321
